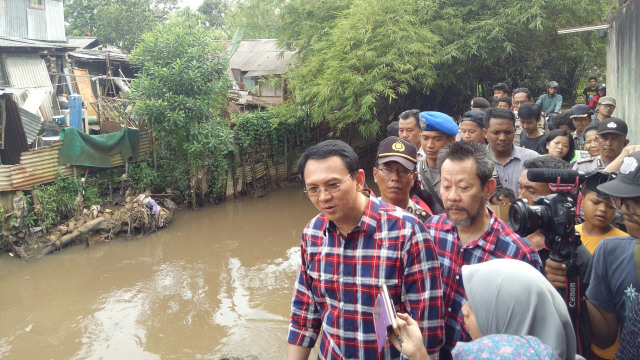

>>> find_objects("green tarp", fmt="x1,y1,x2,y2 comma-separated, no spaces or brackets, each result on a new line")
58,127,140,168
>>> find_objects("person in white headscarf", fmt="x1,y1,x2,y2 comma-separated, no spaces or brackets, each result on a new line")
388,259,580,360
461,259,578,360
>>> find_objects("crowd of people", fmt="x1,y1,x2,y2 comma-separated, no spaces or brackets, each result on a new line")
286,80,639,360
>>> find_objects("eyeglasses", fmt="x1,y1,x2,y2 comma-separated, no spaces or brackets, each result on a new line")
303,174,352,197
612,197,640,215
377,166,414,178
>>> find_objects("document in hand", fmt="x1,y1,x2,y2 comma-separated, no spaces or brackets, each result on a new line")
373,283,397,352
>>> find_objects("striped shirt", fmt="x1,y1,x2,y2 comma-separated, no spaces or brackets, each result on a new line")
288,195,445,359
425,208,543,355
490,144,540,195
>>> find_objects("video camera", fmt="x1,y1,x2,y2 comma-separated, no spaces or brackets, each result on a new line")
508,169,585,262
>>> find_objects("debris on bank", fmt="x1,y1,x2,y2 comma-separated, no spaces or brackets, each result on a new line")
1,194,176,260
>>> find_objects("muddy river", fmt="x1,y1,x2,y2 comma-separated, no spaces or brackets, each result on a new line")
0,187,324,359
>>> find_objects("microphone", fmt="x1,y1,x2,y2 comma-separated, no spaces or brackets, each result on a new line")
527,169,585,184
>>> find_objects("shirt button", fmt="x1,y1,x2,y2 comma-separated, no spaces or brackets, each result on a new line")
346,298,352,304
460,248,464,252
346,272,351,276
448,307,452,312
456,275,460,280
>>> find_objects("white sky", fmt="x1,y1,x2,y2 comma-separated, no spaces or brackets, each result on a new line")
178,0,205,10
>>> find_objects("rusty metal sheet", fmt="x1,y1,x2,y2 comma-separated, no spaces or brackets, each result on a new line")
0,130,152,191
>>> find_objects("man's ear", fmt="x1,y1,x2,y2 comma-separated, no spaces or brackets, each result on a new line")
372,167,379,183
485,178,497,202
625,139,630,146
354,169,366,190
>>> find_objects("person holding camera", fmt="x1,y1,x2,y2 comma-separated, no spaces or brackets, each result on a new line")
424,141,542,358
583,151,640,359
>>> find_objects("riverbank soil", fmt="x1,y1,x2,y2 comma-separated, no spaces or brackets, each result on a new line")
2,195,176,260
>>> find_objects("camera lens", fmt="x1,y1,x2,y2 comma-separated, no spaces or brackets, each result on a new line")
508,199,544,237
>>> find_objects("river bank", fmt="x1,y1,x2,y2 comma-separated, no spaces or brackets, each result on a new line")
0,187,319,359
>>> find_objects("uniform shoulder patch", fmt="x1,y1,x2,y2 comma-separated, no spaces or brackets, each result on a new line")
576,157,595,164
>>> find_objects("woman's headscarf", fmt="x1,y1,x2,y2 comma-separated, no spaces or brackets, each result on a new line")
461,259,577,360
452,334,560,360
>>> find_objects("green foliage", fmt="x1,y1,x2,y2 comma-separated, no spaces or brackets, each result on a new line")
65,0,179,52
282,0,438,138
83,187,103,207
127,159,159,193
197,0,229,29
225,0,284,38
129,11,233,204
233,109,300,161
33,174,83,230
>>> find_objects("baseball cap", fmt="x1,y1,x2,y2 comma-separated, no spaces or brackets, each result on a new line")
598,96,616,106
597,117,628,136
584,171,616,199
570,104,592,118
597,151,640,198
418,111,458,136
376,136,417,170
461,109,485,129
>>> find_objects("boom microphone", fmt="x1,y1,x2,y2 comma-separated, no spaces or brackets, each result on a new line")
527,169,585,184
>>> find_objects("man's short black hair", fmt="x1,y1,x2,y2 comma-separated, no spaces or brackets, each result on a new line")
513,87,532,100
518,103,541,121
492,83,509,93
297,140,360,182
387,121,399,137
583,123,599,137
491,96,512,108
399,109,421,128
483,107,515,128
552,112,575,131
471,97,490,109
588,76,597,82
523,156,570,170
437,141,496,187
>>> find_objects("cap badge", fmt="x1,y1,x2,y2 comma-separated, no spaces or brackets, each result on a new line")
392,141,405,152
607,122,617,128
621,157,638,174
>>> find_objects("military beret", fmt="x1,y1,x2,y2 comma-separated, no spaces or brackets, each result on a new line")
418,111,458,136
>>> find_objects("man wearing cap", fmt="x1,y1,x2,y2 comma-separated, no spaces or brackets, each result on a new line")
594,96,616,123
470,97,490,111
425,141,542,357
458,109,486,144
574,118,629,174
569,104,593,151
416,111,458,215
483,108,539,195
584,151,640,353
373,137,431,222
535,81,563,115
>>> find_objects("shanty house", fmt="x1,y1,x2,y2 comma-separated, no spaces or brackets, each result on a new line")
222,39,295,111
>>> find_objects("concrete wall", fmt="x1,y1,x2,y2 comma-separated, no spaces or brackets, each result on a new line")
607,0,639,141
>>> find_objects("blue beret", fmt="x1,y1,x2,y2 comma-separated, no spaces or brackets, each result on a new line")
419,111,458,136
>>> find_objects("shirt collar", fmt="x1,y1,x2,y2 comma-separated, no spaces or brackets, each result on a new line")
440,205,499,252
487,144,520,163
325,189,378,237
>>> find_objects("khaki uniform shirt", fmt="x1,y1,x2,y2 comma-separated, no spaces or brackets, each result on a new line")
572,155,608,174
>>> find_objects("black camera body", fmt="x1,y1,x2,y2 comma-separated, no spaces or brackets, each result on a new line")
507,168,585,262
509,194,580,262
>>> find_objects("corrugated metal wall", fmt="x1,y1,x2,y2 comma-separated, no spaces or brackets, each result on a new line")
2,53,57,120
0,0,65,41
607,0,639,141
0,130,152,191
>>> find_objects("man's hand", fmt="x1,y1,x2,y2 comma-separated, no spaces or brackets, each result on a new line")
545,258,567,289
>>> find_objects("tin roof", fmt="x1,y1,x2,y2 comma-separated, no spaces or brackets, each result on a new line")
0,35,72,49
68,49,130,63
218,39,295,75
67,36,99,49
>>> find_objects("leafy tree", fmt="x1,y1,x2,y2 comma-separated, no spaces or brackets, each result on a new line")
128,11,233,205
224,0,284,38
281,0,437,138
64,0,178,52
197,0,229,29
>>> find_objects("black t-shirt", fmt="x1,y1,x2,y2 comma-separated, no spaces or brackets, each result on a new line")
520,132,546,154
583,87,597,104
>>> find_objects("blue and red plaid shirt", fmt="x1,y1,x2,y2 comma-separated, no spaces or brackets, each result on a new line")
424,208,543,355
288,194,445,359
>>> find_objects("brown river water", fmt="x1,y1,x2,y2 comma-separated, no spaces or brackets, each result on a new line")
0,187,324,359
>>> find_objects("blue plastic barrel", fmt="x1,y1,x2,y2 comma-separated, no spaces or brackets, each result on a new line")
68,94,83,130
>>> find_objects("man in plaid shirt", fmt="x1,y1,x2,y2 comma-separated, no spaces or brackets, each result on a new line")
287,140,444,360
424,141,543,358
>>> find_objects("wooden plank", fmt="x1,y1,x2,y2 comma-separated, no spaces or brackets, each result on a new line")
69,68,97,116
